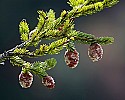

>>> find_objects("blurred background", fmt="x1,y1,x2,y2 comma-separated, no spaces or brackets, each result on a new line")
0,0,125,100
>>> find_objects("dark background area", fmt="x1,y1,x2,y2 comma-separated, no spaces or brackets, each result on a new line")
0,0,125,100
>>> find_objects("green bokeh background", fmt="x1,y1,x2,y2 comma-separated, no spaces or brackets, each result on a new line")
0,0,125,100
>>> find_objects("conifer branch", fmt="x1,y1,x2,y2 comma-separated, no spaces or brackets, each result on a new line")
0,0,119,89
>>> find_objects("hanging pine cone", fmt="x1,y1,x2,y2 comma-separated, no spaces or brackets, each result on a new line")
64,49,79,68
19,71,33,88
42,75,55,89
88,43,103,62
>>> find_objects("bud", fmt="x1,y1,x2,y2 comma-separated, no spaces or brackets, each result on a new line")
64,49,79,68
58,24,64,31
19,71,33,88
88,43,103,62
42,76,55,89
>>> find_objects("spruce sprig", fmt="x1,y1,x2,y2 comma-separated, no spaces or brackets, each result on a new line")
0,0,119,89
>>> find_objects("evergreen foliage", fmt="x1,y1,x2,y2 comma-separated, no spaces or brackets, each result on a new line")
0,0,119,89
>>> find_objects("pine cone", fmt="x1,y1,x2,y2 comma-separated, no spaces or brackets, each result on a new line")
42,75,55,89
64,49,79,68
88,43,103,62
19,71,33,88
